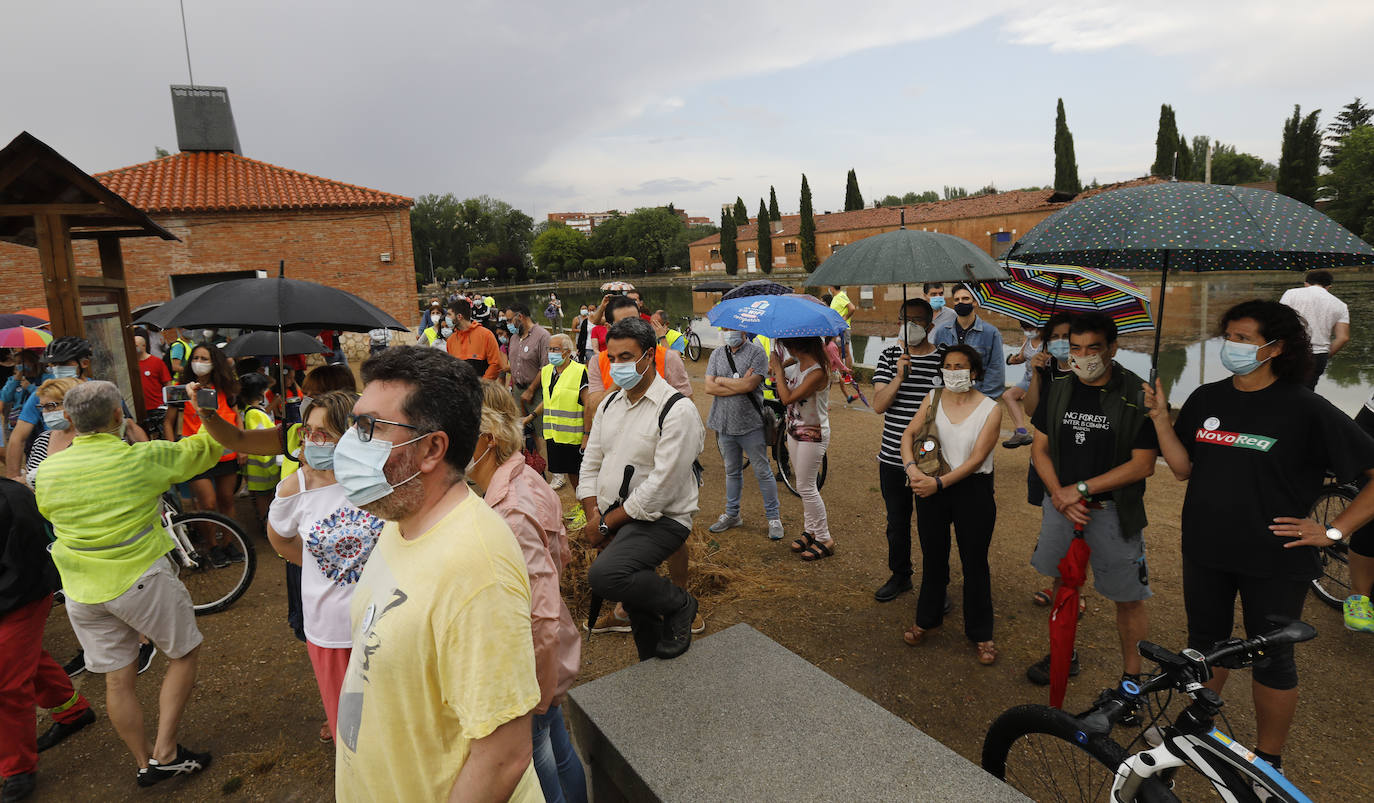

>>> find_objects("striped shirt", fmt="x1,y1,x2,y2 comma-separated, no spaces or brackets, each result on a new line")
873,345,945,467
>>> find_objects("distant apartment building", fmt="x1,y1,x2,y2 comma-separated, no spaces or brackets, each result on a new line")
549,206,712,235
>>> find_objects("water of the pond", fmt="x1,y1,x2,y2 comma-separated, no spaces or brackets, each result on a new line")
499,272,1374,416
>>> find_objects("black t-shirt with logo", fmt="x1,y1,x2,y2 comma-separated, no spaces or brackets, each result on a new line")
1173,379,1374,579
1030,373,1158,494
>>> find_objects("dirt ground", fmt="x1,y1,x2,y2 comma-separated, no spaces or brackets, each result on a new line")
19,356,1374,802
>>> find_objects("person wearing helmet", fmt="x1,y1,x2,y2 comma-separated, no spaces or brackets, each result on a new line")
5,337,147,480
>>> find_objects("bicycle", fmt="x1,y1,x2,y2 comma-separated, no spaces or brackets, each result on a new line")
1307,477,1357,609
676,315,703,362
764,400,828,498
982,620,1319,803
159,492,256,615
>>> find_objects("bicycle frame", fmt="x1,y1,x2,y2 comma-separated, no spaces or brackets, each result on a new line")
1112,726,1311,802
160,499,203,571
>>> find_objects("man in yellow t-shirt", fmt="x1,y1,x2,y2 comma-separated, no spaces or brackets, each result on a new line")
830,285,856,369
331,347,542,803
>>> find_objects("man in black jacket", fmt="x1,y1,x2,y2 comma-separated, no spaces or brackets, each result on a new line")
0,479,96,802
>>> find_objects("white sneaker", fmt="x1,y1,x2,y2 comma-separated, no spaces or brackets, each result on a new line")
549,474,567,490
768,519,785,541
708,513,743,533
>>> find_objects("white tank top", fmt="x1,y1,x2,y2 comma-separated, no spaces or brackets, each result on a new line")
935,393,998,474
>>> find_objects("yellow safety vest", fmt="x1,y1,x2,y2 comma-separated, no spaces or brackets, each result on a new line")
240,406,281,492
755,334,777,401
540,361,586,446
664,329,684,350
280,423,303,482
422,326,438,345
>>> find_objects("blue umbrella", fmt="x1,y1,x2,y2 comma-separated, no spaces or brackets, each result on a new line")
708,294,849,338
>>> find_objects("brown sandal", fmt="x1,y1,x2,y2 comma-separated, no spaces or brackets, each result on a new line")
902,624,937,646
976,641,998,665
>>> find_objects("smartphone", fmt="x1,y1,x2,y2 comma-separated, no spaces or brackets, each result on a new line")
195,388,218,409
162,384,192,404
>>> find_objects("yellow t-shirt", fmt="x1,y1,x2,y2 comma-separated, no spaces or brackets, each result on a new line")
830,290,854,321
334,490,542,802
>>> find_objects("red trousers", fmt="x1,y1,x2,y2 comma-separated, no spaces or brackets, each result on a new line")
0,594,91,777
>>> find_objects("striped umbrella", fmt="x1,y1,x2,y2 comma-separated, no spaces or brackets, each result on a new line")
0,326,54,349
973,262,1154,334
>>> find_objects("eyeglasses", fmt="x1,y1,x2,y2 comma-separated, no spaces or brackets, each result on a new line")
298,425,338,446
347,413,421,443
39,400,63,412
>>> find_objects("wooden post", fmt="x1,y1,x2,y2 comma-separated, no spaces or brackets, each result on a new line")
97,235,146,421
35,212,84,338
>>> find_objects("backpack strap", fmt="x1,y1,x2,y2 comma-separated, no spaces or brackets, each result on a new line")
658,392,686,432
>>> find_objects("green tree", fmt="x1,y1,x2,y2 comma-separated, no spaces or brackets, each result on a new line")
768,186,781,220
844,168,864,211
463,267,479,280
733,197,749,225
530,223,587,271
798,175,817,272
1207,143,1275,185
904,190,939,204
1322,125,1374,245
563,257,581,275
1151,104,1180,177
1189,135,1211,181
1176,135,1193,184
878,194,903,207
1325,98,1373,168
1277,104,1323,205
943,186,968,200
756,199,774,274
410,194,534,284
1053,98,1082,194
720,208,738,275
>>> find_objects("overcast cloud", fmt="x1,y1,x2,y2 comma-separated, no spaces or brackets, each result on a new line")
3,1,1372,222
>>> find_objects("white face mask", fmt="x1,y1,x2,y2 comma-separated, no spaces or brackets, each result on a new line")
903,322,927,346
466,439,492,475
191,361,213,377
941,368,973,393
1069,353,1109,382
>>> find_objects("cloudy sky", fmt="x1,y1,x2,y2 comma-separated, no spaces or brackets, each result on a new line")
5,1,1373,222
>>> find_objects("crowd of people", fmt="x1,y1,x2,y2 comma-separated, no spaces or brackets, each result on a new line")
2,269,1373,801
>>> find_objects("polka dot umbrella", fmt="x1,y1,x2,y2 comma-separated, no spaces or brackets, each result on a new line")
1006,182,1374,376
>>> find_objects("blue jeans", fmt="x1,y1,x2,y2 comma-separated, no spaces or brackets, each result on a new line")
717,428,780,520
532,705,587,803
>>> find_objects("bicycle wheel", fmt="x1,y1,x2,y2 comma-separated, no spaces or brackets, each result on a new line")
685,333,702,362
166,512,257,615
983,704,1153,803
1308,486,1355,609
774,432,828,498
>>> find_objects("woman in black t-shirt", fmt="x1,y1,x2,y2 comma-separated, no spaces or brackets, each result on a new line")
1144,300,1374,773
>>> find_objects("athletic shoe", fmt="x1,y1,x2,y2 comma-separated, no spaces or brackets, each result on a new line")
655,593,699,659
1026,651,1080,686
707,513,743,533
585,610,632,634
62,650,86,678
221,544,246,564
208,547,229,569
136,745,211,787
874,575,913,603
549,474,567,491
767,519,785,541
565,507,587,530
36,708,95,752
137,642,158,675
1,772,36,803
1344,595,1374,633
1002,430,1033,448
691,613,706,635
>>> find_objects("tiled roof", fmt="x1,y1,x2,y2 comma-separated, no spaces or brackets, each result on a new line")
95,151,413,215
691,176,1166,246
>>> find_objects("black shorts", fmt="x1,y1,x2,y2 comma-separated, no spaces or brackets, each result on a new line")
1351,408,1374,559
190,459,238,483
1182,557,1308,690
545,441,583,476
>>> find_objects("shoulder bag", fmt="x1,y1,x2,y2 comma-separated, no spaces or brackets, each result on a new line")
912,388,950,477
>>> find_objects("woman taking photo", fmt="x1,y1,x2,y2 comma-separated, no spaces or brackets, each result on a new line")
771,336,834,562
167,343,243,566
1144,299,1374,774
266,390,383,743
898,344,1003,665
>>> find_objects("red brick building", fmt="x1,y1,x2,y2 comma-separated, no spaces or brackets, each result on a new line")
0,150,416,329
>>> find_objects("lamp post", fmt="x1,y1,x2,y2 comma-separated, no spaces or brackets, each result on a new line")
427,245,435,286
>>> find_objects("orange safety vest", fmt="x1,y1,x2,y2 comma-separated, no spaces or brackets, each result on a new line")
180,392,239,461
598,345,667,390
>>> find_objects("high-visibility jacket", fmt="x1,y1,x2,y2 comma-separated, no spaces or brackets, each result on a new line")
422,326,439,345
180,391,238,462
663,329,685,352
540,361,587,445
755,334,777,401
598,346,666,390
240,406,280,492
279,423,303,482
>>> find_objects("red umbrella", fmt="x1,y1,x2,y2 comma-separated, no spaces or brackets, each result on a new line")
1049,523,1090,709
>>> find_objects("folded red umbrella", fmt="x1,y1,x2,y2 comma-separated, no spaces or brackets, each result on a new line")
1049,524,1090,709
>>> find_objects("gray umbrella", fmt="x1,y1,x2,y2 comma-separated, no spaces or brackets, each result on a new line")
803,228,1010,287
223,330,328,359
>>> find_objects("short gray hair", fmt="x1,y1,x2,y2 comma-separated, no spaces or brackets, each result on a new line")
549,333,573,351
64,380,123,433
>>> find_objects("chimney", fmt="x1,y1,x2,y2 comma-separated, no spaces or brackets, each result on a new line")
771,220,783,235
170,85,242,153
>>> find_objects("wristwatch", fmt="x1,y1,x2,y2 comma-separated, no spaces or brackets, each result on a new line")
599,520,612,540
1325,526,1345,543
1076,481,1091,500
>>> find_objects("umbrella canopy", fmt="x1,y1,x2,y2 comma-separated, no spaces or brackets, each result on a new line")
975,263,1154,334
1049,528,1091,710
803,229,1011,287
135,276,407,333
708,295,848,339
0,313,48,329
223,330,329,359
12,307,50,322
692,280,735,293
0,326,53,349
600,281,636,292
721,279,791,301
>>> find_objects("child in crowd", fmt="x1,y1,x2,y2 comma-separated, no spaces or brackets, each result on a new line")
238,372,280,532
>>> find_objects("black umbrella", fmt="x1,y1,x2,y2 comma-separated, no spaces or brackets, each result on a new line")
721,279,791,301
223,330,329,359
1007,181,1374,378
693,280,735,293
802,227,1010,287
0,313,46,329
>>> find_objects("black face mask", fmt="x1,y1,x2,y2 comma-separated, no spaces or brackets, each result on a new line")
953,302,975,317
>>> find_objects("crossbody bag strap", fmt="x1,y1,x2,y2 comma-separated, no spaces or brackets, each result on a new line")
722,347,768,426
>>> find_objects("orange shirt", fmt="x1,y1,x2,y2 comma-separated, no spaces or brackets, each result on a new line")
179,392,239,461
446,323,504,380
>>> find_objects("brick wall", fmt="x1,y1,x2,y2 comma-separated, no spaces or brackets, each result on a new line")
0,207,417,329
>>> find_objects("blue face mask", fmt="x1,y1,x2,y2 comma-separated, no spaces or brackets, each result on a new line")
608,354,648,389
303,442,335,471
1219,339,1274,376
507,322,518,334
331,428,426,507
928,297,945,311
723,331,744,348
548,351,564,366
1047,339,1071,362
50,365,79,379
43,410,70,431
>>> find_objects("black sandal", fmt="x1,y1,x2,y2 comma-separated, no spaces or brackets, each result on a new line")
800,540,834,561
789,531,815,553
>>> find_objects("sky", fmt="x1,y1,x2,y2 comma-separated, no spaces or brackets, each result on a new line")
4,1,1374,223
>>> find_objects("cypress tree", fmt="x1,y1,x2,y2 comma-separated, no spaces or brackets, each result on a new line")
1176,134,1193,184
733,197,749,225
720,207,738,275
768,186,781,220
1053,98,1082,194
756,199,773,274
1151,104,1180,177
844,169,864,211
799,174,817,272
1278,104,1323,206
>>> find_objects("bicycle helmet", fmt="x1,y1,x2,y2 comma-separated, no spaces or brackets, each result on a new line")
42,336,93,364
